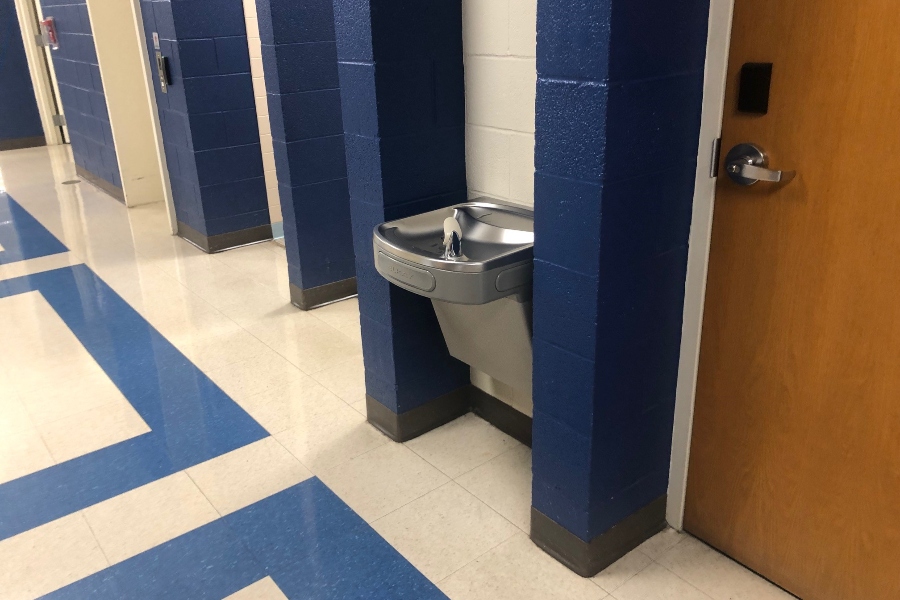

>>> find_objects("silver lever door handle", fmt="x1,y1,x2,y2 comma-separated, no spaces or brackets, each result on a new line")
726,162,792,183
724,143,795,186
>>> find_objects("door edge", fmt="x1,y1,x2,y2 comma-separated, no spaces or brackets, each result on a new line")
665,0,736,531
126,0,177,233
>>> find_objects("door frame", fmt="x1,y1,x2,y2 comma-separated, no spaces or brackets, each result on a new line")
13,0,65,146
126,0,176,233
84,0,169,214
666,0,736,530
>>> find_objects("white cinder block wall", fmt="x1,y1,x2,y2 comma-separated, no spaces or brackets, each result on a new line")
463,0,537,416
242,0,281,224
463,0,537,207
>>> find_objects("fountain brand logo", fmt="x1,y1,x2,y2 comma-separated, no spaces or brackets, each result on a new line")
388,263,415,282
377,252,435,292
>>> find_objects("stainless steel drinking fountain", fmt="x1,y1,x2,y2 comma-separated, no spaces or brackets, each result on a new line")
373,199,535,396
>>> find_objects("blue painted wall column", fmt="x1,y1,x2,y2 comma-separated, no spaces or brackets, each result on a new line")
139,0,271,252
333,0,471,436
255,0,356,310
530,0,710,575
40,0,121,197
0,0,45,150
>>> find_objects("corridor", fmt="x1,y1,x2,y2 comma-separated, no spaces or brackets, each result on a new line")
0,146,789,600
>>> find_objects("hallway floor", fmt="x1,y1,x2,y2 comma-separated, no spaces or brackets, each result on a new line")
0,146,792,599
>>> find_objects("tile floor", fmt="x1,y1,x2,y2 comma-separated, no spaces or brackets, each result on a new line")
0,146,794,599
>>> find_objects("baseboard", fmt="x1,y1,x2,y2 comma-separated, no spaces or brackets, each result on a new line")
0,136,46,151
367,384,533,445
177,221,273,253
366,388,471,442
75,166,125,203
290,278,357,311
470,386,532,447
531,496,667,577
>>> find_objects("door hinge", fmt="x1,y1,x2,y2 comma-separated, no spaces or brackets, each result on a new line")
52,114,67,127
709,137,722,178
35,33,48,47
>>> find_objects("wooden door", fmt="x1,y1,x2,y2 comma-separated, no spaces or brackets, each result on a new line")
684,1,900,599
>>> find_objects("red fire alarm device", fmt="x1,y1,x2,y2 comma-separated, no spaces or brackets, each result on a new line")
40,17,59,50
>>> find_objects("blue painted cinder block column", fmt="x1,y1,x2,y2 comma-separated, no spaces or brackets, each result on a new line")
333,0,472,439
254,0,356,310
529,0,710,575
139,0,271,252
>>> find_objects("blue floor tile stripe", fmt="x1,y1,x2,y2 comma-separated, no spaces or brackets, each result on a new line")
43,479,448,600
0,193,68,264
0,265,268,540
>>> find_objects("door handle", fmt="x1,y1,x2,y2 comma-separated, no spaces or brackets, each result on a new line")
155,52,172,94
724,143,795,186
727,162,788,183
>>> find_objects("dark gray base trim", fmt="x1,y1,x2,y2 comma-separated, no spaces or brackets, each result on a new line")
0,136,46,151
366,388,471,442
531,495,667,577
470,386,532,447
367,384,533,445
177,220,273,254
290,278,358,311
76,165,125,203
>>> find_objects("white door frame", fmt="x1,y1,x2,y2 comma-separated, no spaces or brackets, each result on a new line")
126,0,176,232
666,0,736,530
13,0,65,146
84,0,168,213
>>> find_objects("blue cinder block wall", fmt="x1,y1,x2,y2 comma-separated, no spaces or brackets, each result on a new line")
40,0,120,189
0,0,44,147
531,0,709,544
333,0,470,414
256,0,356,299
139,0,270,246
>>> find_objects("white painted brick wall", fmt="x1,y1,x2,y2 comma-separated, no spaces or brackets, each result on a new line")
463,0,537,411
242,0,281,223
463,0,537,207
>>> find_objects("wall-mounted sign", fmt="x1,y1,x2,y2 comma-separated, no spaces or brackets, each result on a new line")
39,17,59,50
